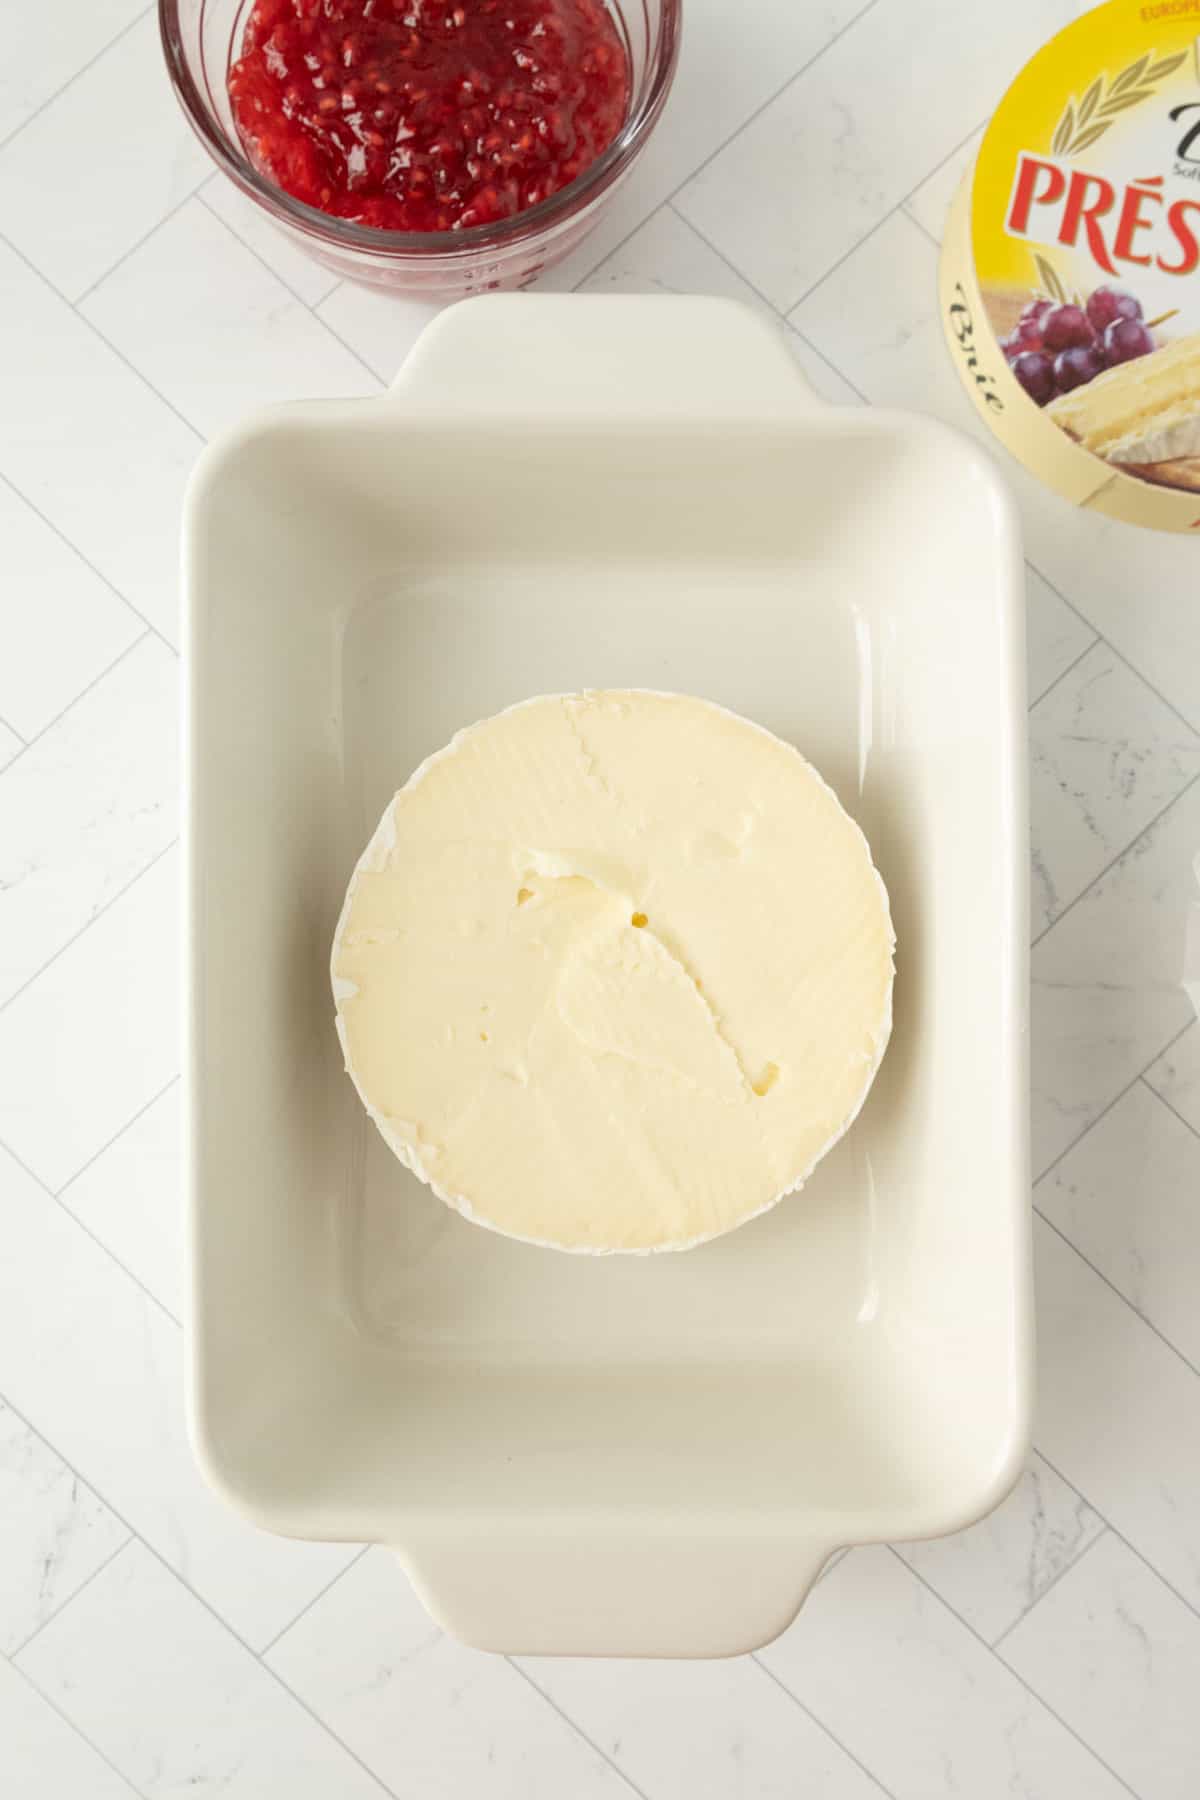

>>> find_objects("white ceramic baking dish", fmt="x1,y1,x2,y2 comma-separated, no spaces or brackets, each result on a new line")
184,294,1031,1658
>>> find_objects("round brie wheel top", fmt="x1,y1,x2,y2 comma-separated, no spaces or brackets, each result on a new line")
331,692,895,1254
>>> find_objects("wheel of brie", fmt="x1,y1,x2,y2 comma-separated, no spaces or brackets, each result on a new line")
939,0,1200,531
331,692,895,1253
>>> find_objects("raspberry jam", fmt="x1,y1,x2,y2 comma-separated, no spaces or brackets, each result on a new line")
228,0,630,232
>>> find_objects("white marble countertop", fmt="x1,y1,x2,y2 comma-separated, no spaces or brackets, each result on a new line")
3,0,1200,1793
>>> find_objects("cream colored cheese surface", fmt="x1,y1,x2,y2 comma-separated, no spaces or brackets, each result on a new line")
331,692,895,1253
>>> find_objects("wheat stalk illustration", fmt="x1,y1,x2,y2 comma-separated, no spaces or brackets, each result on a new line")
1050,50,1188,156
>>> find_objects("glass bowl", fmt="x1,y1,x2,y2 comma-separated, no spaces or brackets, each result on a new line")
160,0,680,299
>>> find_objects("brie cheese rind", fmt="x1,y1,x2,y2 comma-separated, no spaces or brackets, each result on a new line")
331,692,896,1254
1047,332,1200,469
1130,457,1200,494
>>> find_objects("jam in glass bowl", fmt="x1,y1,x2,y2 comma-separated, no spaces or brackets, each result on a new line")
160,0,680,298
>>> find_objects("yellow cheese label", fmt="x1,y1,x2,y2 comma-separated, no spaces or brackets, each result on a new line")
941,0,1200,532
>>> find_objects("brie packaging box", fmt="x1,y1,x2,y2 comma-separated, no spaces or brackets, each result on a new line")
941,0,1200,532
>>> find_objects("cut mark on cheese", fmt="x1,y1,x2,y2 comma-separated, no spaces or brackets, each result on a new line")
636,912,762,1099
529,860,758,1097
557,925,746,1098
524,847,640,899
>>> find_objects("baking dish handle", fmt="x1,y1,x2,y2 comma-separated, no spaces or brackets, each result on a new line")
400,1531,836,1659
387,292,824,421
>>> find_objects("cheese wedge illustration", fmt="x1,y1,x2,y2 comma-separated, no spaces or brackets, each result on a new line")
1048,333,1200,471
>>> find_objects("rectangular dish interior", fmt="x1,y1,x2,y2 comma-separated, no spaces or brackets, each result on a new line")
188,398,1027,1570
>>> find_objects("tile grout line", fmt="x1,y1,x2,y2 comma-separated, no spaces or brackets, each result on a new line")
570,0,887,294
1032,768,1200,949
668,201,796,324
295,307,387,390
73,183,209,310
1027,632,1102,713
506,1661,653,1800
786,206,898,324
790,320,871,402
750,1652,898,1799
0,1128,181,1332
1033,1202,1200,1383
899,198,933,237
0,612,150,781
0,1389,140,1555
569,193,703,299
0,708,25,745
196,181,342,312
668,196,884,411
53,1183,179,1324
141,1540,437,1800
899,115,986,214
8,1530,135,1662
0,1432,400,1800
7,1651,147,1800
789,207,901,322
1027,634,1200,930
0,836,179,1024
678,0,888,197
903,210,940,251
16,1538,390,1800
888,1549,1144,1800
783,117,989,323
1025,1448,1110,1544
1033,1443,1200,1630
54,1074,181,1208
989,1525,1111,1652
0,229,207,445
1028,562,1200,742
0,469,174,657
197,202,386,391
1029,989,1200,1426
1141,1066,1200,1146
1031,1015,1195,1191
256,1545,372,1657
0,0,155,155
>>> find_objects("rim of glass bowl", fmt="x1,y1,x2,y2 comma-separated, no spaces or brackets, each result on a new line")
159,0,681,261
